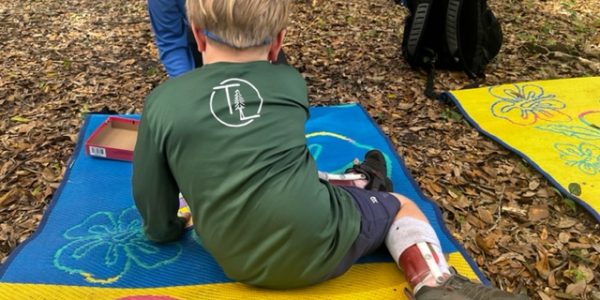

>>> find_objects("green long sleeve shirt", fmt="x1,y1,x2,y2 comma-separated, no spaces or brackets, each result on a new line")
132,61,360,288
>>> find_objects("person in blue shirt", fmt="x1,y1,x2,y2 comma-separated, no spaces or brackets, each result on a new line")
148,0,287,77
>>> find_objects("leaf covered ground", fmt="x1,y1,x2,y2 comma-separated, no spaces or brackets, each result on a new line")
0,0,599,298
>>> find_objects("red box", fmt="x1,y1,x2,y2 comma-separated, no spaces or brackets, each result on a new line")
85,116,140,161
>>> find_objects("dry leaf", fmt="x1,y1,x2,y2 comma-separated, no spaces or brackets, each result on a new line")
578,265,595,284
566,280,587,296
528,205,550,222
477,207,495,224
558,232,571,244
475,232,501,255
556,217,578,229
0,190,18,207
528,180,540,190
535,247,550,279
10,116,31,123
537,291,553,300
1,0,599,298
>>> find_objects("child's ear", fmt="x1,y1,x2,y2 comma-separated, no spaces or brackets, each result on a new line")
191,24,207,53
268,29,286,62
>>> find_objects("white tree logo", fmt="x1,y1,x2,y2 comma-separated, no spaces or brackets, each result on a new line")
210,78,263,128
234,89,249,120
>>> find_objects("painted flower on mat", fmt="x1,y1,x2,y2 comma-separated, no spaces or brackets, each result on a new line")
554,142,600,175
489,84,572,125
54,207,182,284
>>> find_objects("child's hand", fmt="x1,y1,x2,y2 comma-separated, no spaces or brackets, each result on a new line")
178,194,193,228
178,211,193,228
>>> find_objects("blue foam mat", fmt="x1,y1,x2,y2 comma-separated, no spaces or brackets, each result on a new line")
0,104,487,287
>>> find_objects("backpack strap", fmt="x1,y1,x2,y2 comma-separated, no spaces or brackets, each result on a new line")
424,64,439,99
405,0,433,63
405,0,447,99
445,0,461,61
445,0,479,79
446,0,490,79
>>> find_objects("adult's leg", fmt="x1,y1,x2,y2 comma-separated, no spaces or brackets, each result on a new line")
187,29,203,68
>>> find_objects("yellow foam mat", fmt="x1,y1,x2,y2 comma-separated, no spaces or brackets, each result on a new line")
449,77,600,221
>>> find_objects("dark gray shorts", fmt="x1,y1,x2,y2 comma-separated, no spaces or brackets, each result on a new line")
321,186,401,281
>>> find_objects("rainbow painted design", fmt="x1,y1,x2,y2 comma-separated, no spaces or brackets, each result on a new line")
448,77,600,221
0,104,485,299
489,83,572,125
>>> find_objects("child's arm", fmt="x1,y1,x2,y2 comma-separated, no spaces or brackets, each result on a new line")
132,114,186,243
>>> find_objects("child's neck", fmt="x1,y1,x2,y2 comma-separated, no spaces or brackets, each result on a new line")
202,42,270,64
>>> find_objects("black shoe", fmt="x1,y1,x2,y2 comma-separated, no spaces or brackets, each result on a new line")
346,150,393,192
415,268,530,300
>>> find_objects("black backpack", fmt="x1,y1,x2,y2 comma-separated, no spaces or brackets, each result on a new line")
400,0,503,98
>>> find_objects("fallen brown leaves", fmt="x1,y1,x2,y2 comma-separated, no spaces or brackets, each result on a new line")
0,0,161,263
1,0,599,299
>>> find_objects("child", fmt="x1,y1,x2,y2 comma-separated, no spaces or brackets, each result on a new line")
132,1,528,299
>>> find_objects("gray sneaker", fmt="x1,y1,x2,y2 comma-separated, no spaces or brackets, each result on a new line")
414,269,530,300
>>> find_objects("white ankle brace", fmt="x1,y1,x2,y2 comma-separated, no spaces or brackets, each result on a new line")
385,217,449,274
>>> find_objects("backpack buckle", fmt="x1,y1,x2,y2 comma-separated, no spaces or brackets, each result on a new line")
421,48,437,67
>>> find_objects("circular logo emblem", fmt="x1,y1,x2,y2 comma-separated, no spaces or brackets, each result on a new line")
210,78,263,128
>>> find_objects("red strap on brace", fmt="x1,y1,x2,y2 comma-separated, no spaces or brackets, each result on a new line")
328,179,363,187
399,244,440,289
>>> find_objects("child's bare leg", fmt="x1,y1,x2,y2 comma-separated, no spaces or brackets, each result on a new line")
390,193,428,222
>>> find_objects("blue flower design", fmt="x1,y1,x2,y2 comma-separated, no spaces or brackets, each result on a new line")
489,84,572,125
554,142,600,175
54,207,183,284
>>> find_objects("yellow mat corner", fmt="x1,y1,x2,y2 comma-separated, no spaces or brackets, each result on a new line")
449,77,600,219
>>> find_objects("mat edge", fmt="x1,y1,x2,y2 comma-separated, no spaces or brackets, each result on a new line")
444,89,600,223
0,116,93,277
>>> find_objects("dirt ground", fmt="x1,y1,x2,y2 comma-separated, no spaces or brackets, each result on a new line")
0,0,599,298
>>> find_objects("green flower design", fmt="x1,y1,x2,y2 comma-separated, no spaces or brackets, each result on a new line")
54,207,182,284
490,84,572,125
536,124,600,141
554,142,600,175
535,110,600,140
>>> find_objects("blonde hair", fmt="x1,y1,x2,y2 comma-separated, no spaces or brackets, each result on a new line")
186,0,290,49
